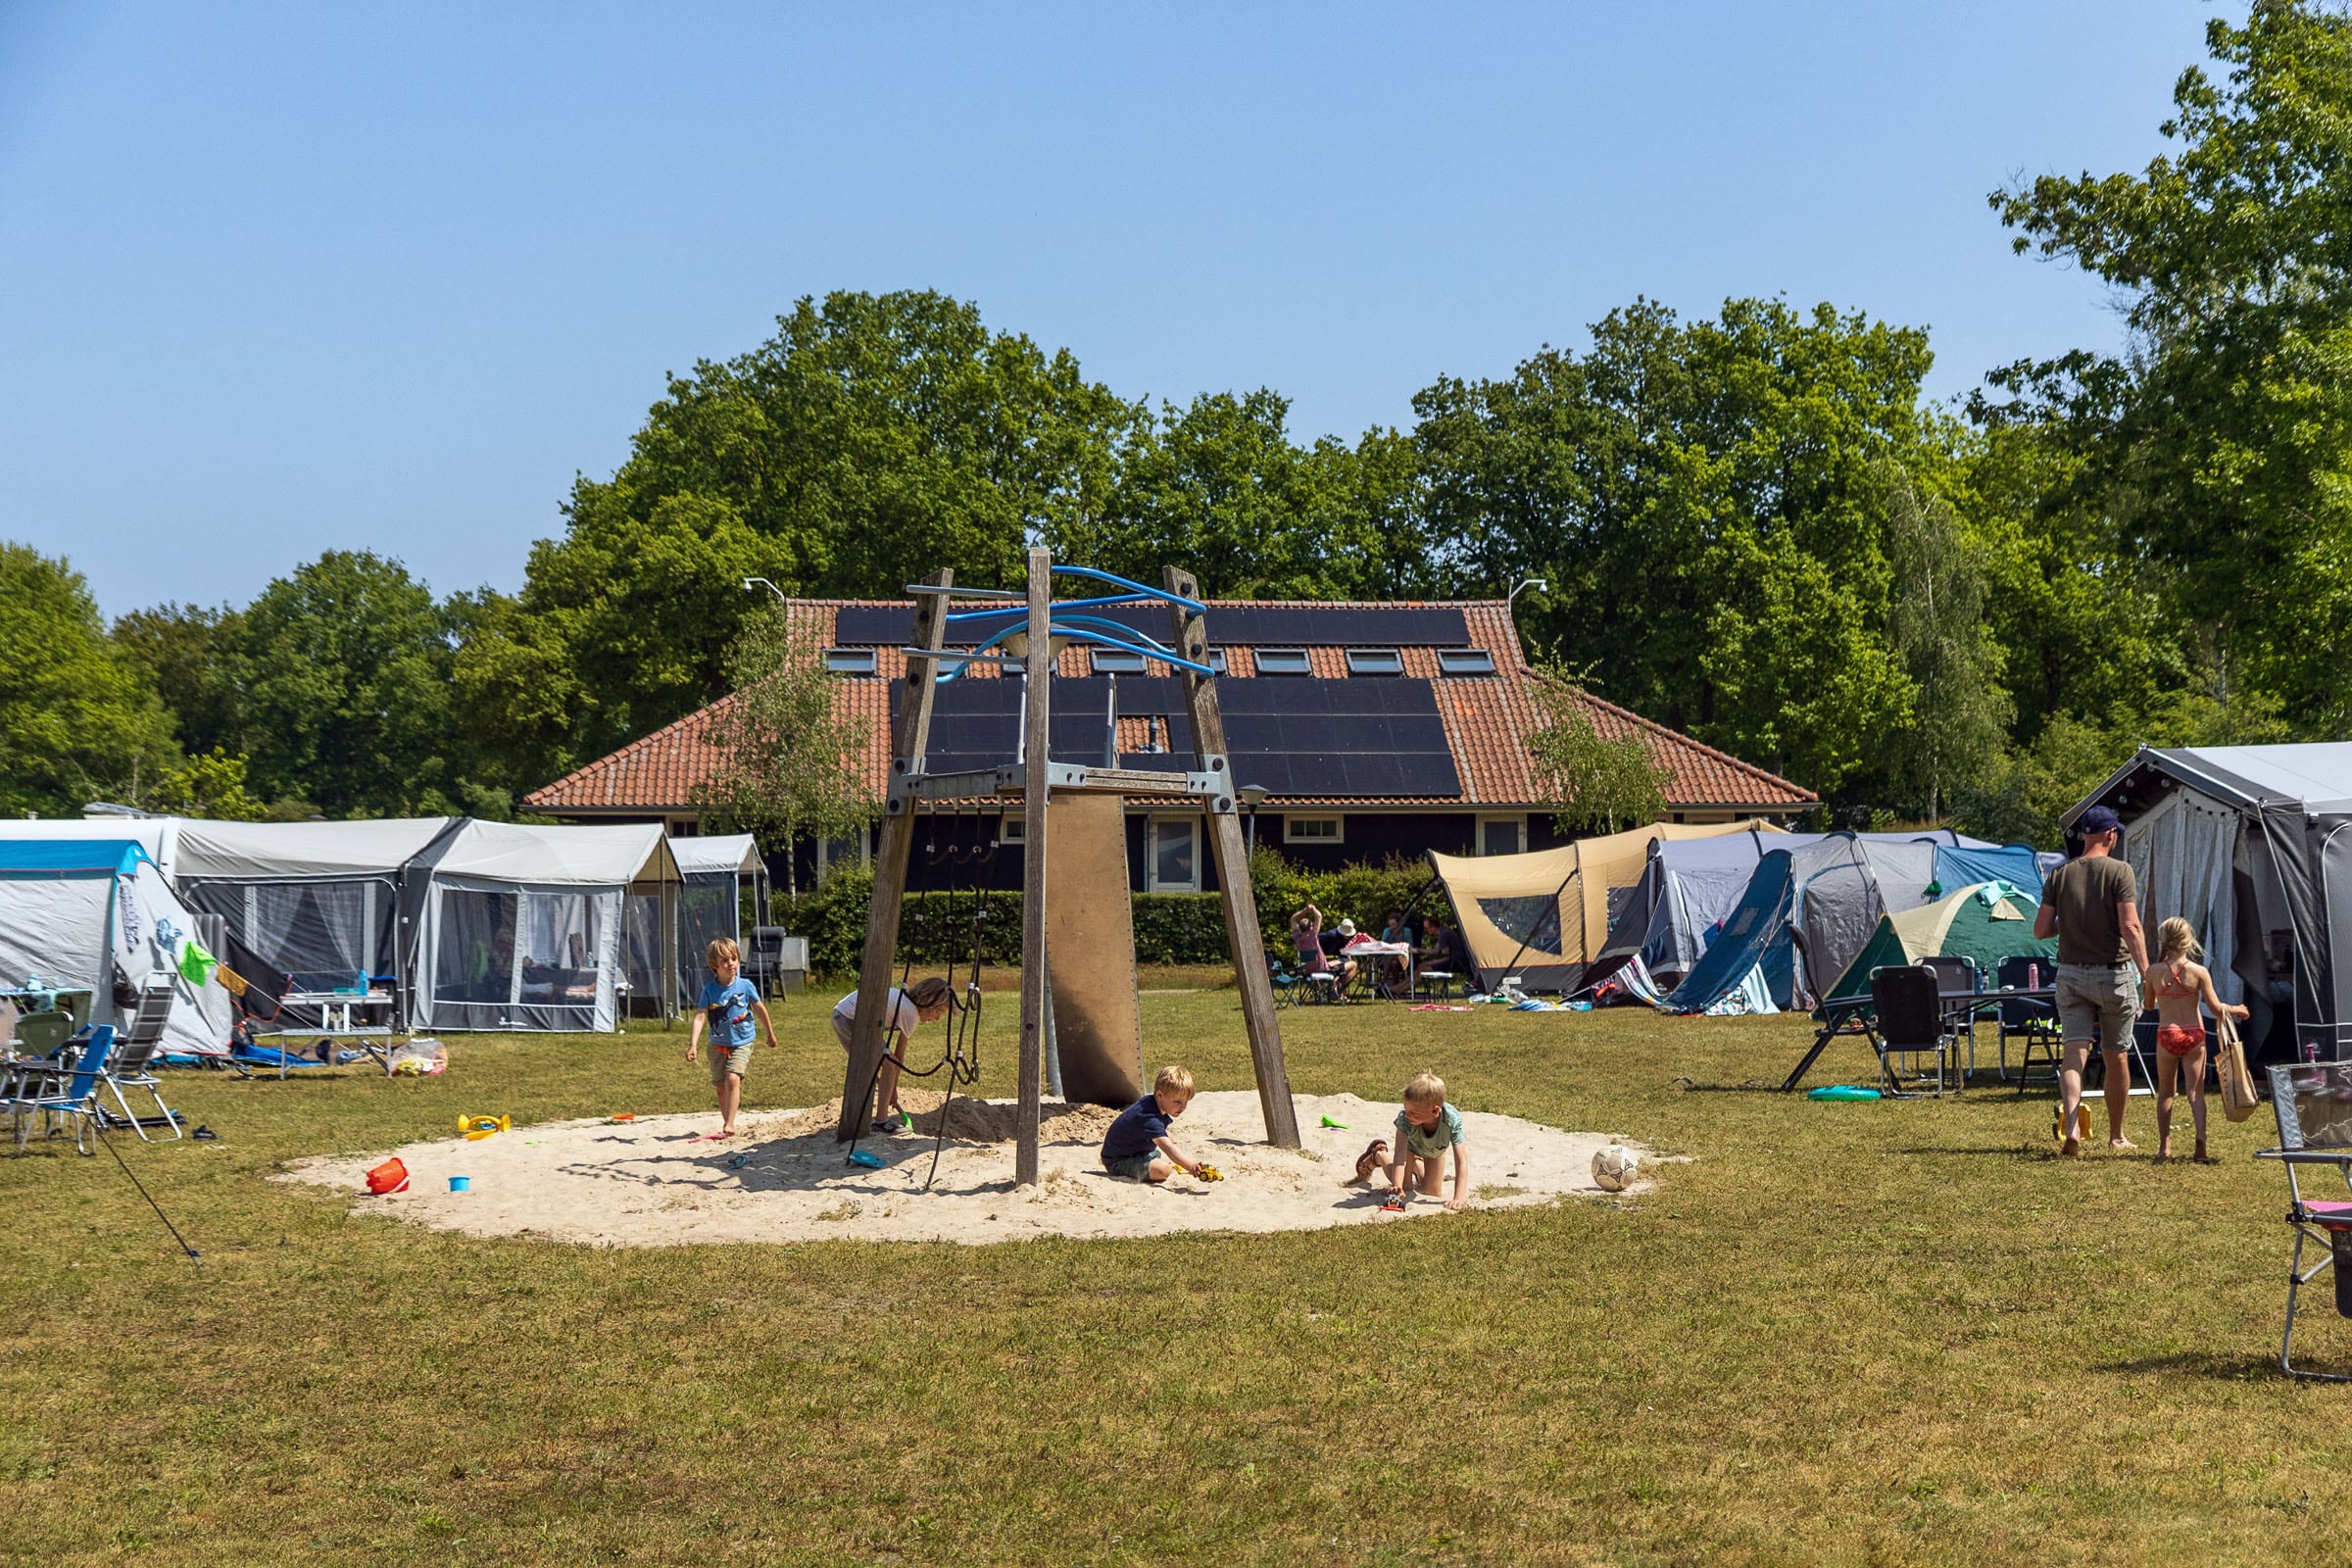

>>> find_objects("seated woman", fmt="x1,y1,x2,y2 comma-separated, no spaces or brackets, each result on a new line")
1288,903,1358,990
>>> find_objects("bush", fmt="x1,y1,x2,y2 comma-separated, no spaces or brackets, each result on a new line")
779,850,1448,977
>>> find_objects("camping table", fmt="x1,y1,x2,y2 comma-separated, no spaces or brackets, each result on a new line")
1781,987,2055,1093
1343,939,1415,1000
251,990,402,1080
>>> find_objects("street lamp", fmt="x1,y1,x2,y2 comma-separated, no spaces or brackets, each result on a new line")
743,577,787,604
1239,784,1269,854
1506,576,1548,606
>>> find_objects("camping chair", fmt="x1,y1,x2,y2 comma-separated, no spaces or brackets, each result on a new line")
1919,955,1983,1076
2256,1061,2352,1381
98,976,182,1141
1870,964,1957,1098
745,927,790,998
1264,954,1300,1009
1413,959,1459,1001
1995,955,2062,1093
6,1027,119,1154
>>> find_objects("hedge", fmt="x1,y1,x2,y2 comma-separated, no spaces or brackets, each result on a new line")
780,848,1451,978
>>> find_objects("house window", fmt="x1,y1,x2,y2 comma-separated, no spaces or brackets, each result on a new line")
1090,646,1147,674
824,648,877,675
1284,815,1345,846
1255,647,1310,676
1205,648,1228,674
1437,647,1496,676
1149,816,1200,892
816,825,870,879
1345,648,1403,676
999,814,1025,846
1479,815,1526,857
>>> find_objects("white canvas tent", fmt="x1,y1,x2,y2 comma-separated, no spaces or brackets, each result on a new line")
3,816,181,874
628,835,768,1012
172,818,463,1026
0,838,232,1057
412,821,679,1033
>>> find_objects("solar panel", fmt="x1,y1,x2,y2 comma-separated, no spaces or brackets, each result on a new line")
891,675,1461,799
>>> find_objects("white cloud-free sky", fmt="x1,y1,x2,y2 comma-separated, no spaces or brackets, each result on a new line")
0,2,2230,617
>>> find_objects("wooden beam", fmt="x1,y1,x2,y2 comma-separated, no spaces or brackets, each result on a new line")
1016,548,1053,1186
1163,566,1300,1149
838,569,954,1142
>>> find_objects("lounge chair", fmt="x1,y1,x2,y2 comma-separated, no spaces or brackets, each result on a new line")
98,977,182,1141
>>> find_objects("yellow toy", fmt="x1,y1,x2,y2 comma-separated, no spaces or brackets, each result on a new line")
459,1114,511,1141
1191,1162,1223,1183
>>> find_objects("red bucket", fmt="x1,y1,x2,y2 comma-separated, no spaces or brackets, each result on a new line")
365,1157,410,1196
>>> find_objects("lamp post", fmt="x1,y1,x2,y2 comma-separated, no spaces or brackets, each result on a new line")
742,577,787,604
1506,576,1548,607
1239,784,1269,855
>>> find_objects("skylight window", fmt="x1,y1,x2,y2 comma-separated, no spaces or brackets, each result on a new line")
824,648,877,675
1437,647,1496,676
1090,646,1148,674
1345,648,1403,676
1254,647,1311,676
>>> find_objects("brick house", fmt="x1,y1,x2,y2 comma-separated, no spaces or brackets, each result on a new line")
523,598,1816,892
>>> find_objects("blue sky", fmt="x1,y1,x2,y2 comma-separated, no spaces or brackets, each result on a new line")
0,2,2230,618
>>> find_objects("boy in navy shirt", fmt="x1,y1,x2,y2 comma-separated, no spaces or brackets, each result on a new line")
1100,1064,1207,1182
685,937,775,1142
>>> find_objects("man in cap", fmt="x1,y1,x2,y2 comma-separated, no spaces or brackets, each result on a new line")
2034,805,2149,1154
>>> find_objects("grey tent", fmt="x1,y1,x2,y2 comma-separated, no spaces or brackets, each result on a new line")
1589,828,2002,1002
2070,743,2352,1060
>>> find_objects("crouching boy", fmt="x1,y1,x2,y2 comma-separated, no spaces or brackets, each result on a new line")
1387,1071,1470,1211
1101,1064,1208,1182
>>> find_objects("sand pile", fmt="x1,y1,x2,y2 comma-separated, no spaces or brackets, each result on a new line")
279,1091,1646,1249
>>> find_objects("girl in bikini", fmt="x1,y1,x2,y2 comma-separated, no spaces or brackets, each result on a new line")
2142,916,2250,1163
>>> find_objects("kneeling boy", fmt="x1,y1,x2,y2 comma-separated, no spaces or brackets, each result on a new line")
1386,1071,1470,1211
1101,1064,1208,1182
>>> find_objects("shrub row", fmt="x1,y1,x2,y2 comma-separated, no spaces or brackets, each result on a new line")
779,849,1452,977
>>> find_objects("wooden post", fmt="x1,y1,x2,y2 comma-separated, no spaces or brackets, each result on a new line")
1016,547,1054,1186
838,569,954,1141
1163,566,1300,1149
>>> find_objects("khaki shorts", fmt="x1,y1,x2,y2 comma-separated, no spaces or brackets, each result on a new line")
2056,963,2139,1049
708,1039,753,1086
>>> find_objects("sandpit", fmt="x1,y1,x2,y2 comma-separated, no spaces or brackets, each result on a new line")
279,1091,1648,1248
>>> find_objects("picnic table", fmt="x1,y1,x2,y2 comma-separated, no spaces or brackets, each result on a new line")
1341,937,1415,999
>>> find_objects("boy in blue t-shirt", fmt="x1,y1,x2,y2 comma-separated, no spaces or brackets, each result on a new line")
1383,1071,1471,1211
685,937,775,1142
1100,1064,1207,1182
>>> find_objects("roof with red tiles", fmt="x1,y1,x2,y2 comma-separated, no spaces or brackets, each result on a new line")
523,599,1816,816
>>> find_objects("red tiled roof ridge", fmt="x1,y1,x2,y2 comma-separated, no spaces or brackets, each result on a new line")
526,694,738,804
1532,674,1817,804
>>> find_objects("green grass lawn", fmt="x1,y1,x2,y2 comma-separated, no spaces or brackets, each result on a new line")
5,983,2349,1566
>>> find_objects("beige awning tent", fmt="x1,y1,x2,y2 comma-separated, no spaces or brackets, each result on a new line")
1431,822,1783,992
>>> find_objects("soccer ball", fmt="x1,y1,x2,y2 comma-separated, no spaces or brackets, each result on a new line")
1590,1144,1641,1193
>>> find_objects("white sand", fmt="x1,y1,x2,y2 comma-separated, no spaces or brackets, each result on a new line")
278,1091,1646,1248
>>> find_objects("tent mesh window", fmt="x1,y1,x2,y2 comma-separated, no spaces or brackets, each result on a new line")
1478,895,1561,955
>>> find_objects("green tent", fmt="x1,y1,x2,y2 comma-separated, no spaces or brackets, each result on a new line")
1820,880,2056,1006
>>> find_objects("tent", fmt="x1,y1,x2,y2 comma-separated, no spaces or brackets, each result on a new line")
172,818,463,1027
2071,743,2352,1060
627,835,769,1012
411,821,679,1032
0,838,232,1057
1430,822,1780,993
2,816,181,874
1586,828,2002,998
1663,835,2046,1014
1818,881,2056,1005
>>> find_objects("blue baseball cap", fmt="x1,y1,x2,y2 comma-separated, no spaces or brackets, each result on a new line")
2078,806,2124,835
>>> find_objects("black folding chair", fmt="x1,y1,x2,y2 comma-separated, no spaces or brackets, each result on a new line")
2257,1061,2352,1382
1919,955,1982,1076
1871,964,1957,1098
1996,955,2062,1093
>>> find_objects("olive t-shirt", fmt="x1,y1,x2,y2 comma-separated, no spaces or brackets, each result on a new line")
2049,855,2138,965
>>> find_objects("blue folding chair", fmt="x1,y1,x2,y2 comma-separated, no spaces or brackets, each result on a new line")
2258,1061,2352,1382
7,1026,119,1154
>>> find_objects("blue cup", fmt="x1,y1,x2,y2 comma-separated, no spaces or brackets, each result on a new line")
448,1175,471,1193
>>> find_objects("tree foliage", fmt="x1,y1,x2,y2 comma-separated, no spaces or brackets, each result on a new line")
0,545,178,816
1525,679,1673,836
693,605,875,855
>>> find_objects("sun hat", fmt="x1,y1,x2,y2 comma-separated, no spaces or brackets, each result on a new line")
1337,918,1357,937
